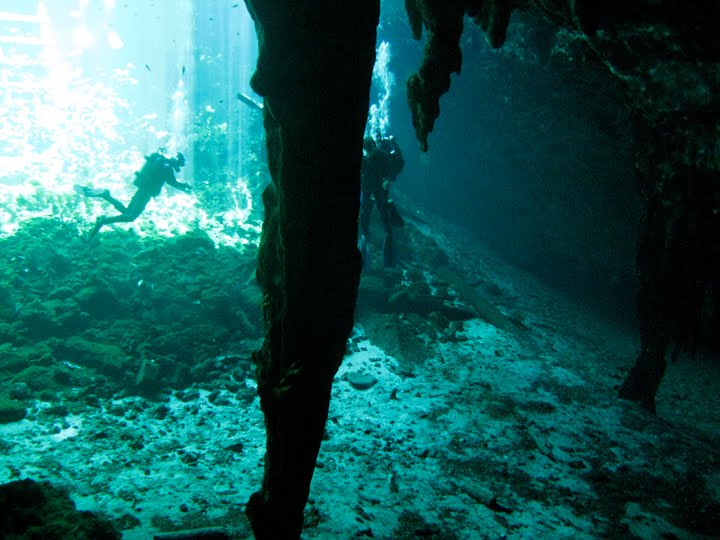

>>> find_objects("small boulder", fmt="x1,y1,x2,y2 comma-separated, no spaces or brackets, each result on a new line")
136,358,162,394
0,399,27,424
346,371,378,391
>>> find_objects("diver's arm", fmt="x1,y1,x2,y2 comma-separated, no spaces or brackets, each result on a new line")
165,174,192,192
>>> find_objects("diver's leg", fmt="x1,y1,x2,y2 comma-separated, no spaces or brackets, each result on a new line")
87,192,150,240
376,191,392,235
88,211,138,240
382,232,394,267
359,190,372,238
376,191,395,267
75,187,128,237
358,191,373,268
123,191,151,220
88,217,107,240
99,192,129,214
74,185,127,213
96,212,141,226
98,196,148,227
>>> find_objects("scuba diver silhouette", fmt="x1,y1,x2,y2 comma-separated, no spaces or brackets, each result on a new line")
74,150,189,240
359,135,405,267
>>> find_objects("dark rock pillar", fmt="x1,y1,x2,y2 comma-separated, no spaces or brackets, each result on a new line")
619,112,720,412
242,1,380,538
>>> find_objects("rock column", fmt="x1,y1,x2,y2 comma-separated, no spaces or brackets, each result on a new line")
242,1,380,538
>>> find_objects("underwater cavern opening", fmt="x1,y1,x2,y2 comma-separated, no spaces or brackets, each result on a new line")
1,1,719,539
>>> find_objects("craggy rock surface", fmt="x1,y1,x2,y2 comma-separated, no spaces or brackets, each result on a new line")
0,478,121,539
405,1,719,154
0,220,262,409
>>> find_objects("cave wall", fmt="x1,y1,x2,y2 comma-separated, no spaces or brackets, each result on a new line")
402,0,720,409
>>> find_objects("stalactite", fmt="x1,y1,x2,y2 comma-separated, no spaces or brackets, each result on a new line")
404,0,519,151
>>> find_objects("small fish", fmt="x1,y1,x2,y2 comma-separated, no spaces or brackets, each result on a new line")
232,3,239,6
182,65,185,75
145,64,151,71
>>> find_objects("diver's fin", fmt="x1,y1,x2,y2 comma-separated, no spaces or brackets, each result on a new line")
74,185,109,198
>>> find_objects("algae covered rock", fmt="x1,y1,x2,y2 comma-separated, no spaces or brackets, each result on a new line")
0,322,14,343
12,364,73,392
0,284,16,320
75,284,125,319
135,357,162,394
52,336,130,379
0,399,27,424
17,299,63,338
0,342,55,374
0,478,121,539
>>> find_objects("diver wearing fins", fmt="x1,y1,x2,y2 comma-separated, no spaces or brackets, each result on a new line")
74,150,190,240
359,135,405,268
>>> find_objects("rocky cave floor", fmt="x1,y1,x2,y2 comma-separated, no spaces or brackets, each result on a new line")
1,209,719,539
